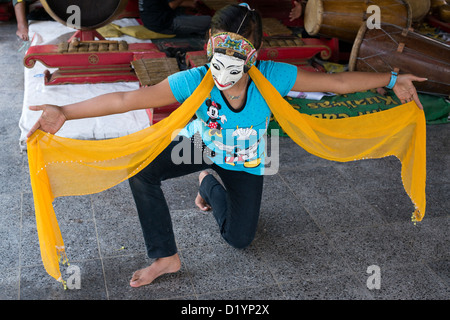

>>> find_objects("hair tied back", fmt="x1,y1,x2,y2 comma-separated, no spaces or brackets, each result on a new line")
236,3,255,34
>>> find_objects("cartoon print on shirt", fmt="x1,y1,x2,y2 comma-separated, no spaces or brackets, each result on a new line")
205,99,227,137
232,126,257,140
213,137,262,168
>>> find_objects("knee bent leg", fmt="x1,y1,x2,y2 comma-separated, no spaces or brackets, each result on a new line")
223,234,255,249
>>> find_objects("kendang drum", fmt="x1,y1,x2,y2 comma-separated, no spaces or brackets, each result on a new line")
349,23,450,96
304,0,412,42
404,0,431,22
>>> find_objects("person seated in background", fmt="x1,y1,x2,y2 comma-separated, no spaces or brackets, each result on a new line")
2,0,48,41
139,0,211,37
289,0,303,22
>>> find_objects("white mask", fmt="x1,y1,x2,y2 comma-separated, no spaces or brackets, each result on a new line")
210,53,245,91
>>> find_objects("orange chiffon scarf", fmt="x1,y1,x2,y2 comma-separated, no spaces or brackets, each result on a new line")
27,66,426,283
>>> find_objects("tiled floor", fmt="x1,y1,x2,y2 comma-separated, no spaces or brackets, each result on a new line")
0,21,448,301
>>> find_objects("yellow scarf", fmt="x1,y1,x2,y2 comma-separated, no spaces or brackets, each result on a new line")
27,66,426,283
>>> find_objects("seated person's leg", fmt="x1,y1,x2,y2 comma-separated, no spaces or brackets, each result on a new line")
171,14,211,37
13,0,28,40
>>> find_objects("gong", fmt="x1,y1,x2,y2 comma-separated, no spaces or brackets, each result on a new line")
40,0,129,30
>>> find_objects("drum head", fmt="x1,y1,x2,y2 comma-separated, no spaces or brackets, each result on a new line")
405,0,431,21
41,0,129,30
304,0,323,36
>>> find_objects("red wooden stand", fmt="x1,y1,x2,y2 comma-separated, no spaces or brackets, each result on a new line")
259,37,339,63
24,41,166,85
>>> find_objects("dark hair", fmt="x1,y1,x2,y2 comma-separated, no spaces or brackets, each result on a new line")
210,4,263,50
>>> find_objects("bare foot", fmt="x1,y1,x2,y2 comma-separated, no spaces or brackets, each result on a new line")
195,171,211,212
129,253,181,288
16,24,29,41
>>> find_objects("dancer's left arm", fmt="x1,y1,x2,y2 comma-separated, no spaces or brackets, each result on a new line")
291,69,427,109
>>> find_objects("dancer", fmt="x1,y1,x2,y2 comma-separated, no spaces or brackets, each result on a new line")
27,3,425,287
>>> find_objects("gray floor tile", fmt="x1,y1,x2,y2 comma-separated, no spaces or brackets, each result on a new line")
172,208,225,250
280,274,373,300
161,172,201,211
427,258,450,286
0,268,20,300
334,157,403,192
426,183,450,218
0,227,20,269
259,174,320,238
198,284,286,300
366,263,449,300
278,165,354,197
327,224,424,273
397,217,450,262
94,215,146,258
299,190,385,231
357,185,416,223
19,259,107,300
182,244,276,295
256,232,351,283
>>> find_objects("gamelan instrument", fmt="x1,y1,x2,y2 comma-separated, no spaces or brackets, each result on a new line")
404,0,431,22
258,36,339,67
24,0,165,85
349,23,450,96
304,0,412,42
258,17,340,64
185,36,338,70
426,0,450,32
132,57,182,124
196,34,337,74
133,30,338,124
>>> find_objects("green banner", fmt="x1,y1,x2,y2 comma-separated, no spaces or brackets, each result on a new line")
269,90,449,135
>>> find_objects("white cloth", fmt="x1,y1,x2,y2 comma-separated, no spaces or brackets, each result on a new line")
19,19,152,151
287,91,335,100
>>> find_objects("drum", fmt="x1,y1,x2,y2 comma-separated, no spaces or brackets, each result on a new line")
349,23,450,96
304,0,412,42
404,0,431,22
40,0,129,30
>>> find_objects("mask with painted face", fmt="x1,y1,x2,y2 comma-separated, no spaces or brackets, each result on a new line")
206,32,257,90
210,53,245,90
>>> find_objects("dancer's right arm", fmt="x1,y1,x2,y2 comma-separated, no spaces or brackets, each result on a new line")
26,78,177,138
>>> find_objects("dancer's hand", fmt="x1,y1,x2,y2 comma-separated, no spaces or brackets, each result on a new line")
26,104,67,138
392,74,427,110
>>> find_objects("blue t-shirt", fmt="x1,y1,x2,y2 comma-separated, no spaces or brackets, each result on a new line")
168,60,297,175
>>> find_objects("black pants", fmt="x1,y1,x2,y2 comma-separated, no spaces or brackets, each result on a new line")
128,136,264,258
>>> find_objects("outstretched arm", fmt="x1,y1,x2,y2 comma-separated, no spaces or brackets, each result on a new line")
27,78,177,138
291,69,427,109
